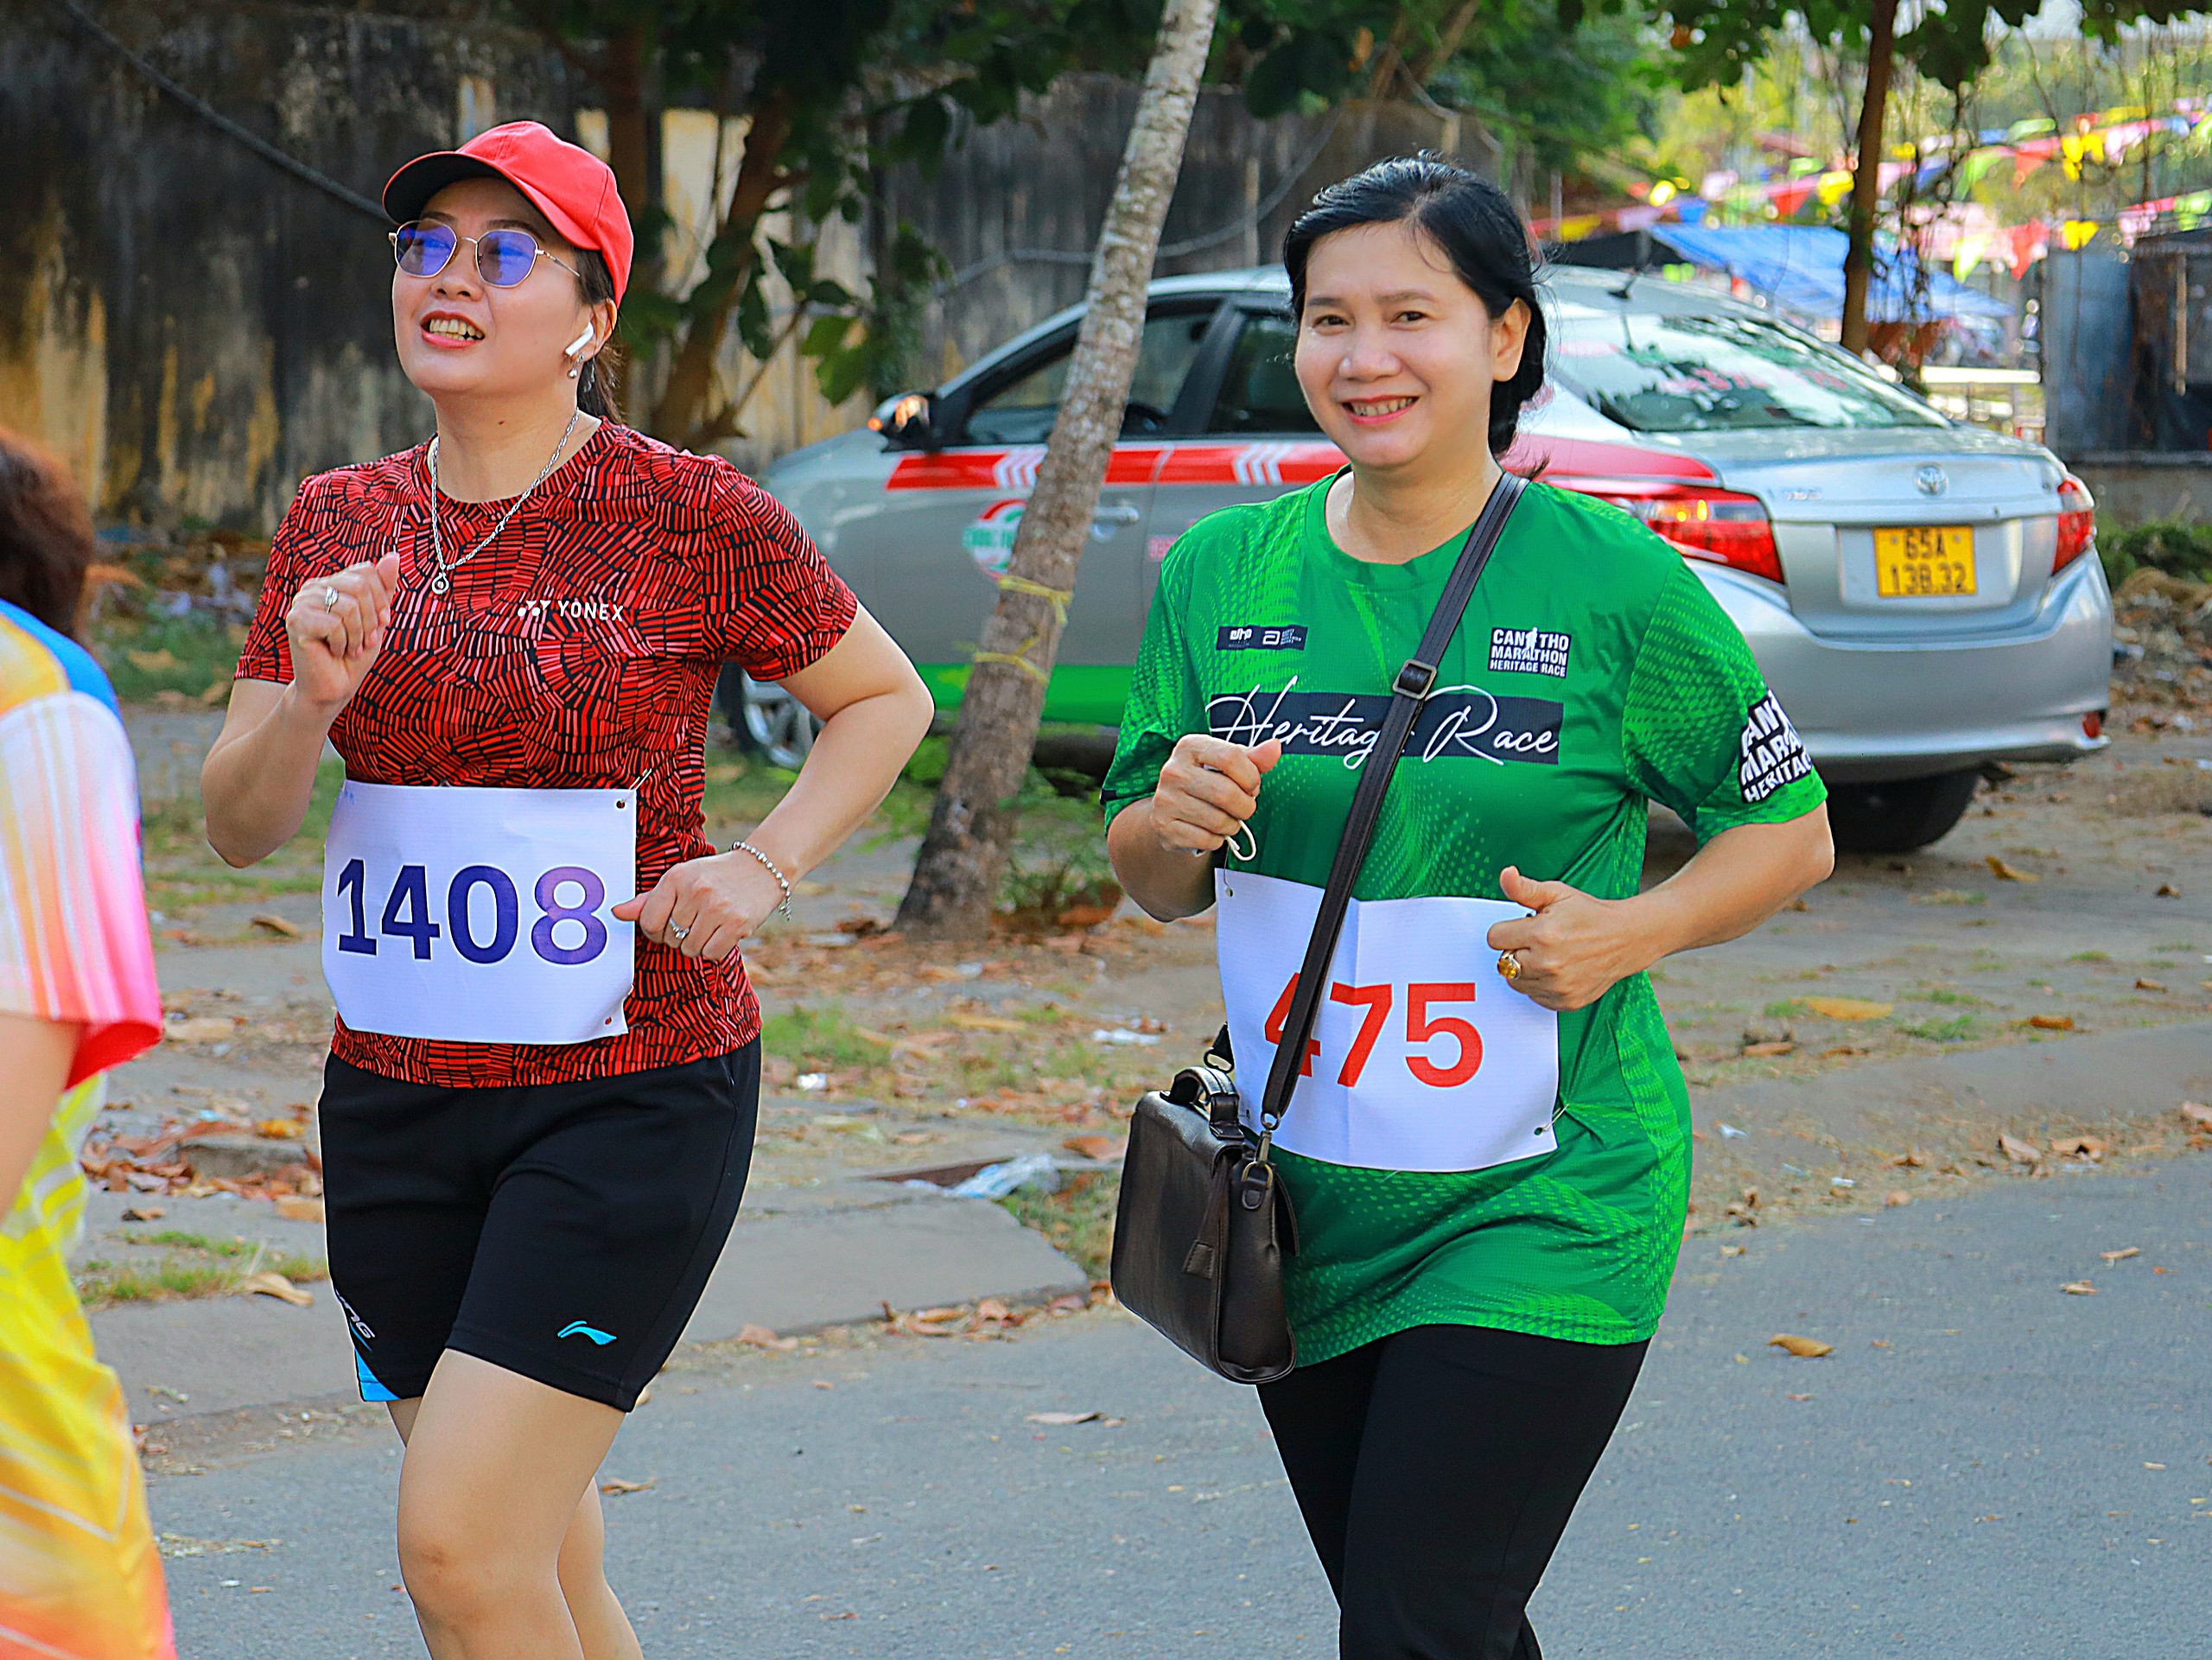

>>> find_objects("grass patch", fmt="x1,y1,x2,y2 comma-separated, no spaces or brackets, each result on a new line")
75,1232,327,1308
1918,988,1983,1006
760,1002,892,1071
2152,940,2198,952
1762,998,1808,1020
2069,951,2112,964
90,614,245,702
1897,1014,1978,1043
1000,1169,1118,1280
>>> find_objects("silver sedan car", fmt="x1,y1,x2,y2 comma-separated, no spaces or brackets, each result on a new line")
747,265,2112,852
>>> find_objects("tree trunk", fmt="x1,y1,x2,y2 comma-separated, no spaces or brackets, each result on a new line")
894,0,1221,940
1840,0,1898,358
598,22,653,416
648,87,796,447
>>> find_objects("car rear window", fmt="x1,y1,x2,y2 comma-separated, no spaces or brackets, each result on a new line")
1548,304,1947,433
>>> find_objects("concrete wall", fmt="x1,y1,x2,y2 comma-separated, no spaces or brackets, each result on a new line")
887,78,1493,388
0,0,578,528
2069,452,2212,529
3,5,1491,527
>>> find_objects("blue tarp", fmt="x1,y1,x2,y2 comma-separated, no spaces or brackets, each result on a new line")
1644,225,2013,324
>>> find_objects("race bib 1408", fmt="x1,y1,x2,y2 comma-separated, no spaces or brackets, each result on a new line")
323,780,637,1046
1214,869,1560,1173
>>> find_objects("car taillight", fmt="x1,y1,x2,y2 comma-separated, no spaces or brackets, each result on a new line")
2055,475,2094,573
1567,482,1783,583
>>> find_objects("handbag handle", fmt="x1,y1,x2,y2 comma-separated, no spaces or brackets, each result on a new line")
1252,472,1527,1149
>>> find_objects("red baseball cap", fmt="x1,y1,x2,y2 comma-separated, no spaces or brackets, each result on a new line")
384,120,633,303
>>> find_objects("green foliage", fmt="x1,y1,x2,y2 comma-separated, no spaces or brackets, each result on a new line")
1433,5,1662,179
2101,520,2212,589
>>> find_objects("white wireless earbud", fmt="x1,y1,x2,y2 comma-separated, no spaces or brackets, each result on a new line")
564,325,596,359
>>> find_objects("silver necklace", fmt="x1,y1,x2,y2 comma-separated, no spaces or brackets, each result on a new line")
424,409,583,595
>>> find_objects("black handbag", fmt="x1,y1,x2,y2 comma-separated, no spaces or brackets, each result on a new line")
1109,474,1527,1383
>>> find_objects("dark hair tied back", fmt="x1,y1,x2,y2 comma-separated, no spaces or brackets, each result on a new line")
0,428,96,639
1283,155,1548,457
574,250,623,423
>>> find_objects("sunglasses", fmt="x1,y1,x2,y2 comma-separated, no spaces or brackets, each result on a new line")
389,220,581,288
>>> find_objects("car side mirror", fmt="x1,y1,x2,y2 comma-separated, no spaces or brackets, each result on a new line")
870,391,938,450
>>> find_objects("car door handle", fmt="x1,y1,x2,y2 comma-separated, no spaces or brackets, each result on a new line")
1090,502,1142,525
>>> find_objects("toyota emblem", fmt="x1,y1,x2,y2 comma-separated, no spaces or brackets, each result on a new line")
1915,463,1949,497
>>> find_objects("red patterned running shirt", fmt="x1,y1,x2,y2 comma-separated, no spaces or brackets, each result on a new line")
238,422,855,1088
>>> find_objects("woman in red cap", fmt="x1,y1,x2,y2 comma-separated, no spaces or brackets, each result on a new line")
202,121,932,1657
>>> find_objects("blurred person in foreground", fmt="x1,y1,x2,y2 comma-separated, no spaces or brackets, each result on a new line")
0,429,173,1657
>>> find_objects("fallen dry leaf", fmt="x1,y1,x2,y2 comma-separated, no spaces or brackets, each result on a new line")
1056,904,1117,931
974,1298,1014,1323
119,1205,165,1222
1985,855,2040,883
2101,1246,2141,1263
1740,1040,1796,1058
735,1324,798,1352
253,1119,303,1141
1885,1190,1912,1206
248,913,302,939
2134,977,2169,993
273,1197,324,1223
2155,883,2183,898
598,1478,653,1495
1999,1134,2043,1165
2049,1135,2107,1161
2026,1014,2075,1031
164,1017,237,1045
1062,1134,1127,1161
1768,1334,1834,1358
948,1012,1026,1034
1027,1410,1102,1426
239,1271,312,1307
1801,996,1893,1021
2060,1280,2097,1295
1719,1243,1746,1257
2179,1102,2212,1131
1891,1148,1928,1167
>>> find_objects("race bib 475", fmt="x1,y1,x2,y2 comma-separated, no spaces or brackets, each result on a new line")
1214,869,1560,1173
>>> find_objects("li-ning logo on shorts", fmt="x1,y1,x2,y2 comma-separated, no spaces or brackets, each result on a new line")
1217,624,1307,652
1209,681,1561,766
1739,692,1813,802
558,1320,619,1346
1488,626,1571,678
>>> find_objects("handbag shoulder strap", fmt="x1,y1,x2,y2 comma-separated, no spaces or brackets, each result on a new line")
1253,471,1526,1143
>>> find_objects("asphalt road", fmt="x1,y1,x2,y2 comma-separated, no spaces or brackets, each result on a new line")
150,1154,2211,1659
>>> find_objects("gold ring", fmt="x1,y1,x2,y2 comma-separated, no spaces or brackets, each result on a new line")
1497,949,1522,982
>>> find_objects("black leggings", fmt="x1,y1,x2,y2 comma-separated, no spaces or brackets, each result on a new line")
1258,1323,1649,1660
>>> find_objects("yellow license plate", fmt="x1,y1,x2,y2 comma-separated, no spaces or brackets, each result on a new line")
1874,526,1975,596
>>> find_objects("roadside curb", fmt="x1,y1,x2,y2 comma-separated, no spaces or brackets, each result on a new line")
98,1190,1087,1426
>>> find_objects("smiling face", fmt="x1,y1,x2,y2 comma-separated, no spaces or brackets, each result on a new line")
1294,218,1530,476
391,175,614,411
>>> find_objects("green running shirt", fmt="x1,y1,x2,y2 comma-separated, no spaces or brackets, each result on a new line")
1103,476,1827,1359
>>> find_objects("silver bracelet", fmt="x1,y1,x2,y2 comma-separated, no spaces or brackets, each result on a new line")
728,839,795,919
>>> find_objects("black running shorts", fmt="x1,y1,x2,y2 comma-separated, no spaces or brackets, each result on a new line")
319,1044,759,1411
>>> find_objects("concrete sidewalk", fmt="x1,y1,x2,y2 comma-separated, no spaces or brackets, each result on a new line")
96,1179,1088,1423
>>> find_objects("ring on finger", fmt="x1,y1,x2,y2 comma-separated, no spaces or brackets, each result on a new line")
321,586,340,610
670,923,691,942
1497,949,1522,983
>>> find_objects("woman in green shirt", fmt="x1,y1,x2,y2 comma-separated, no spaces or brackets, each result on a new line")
1103,158,1834,1658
